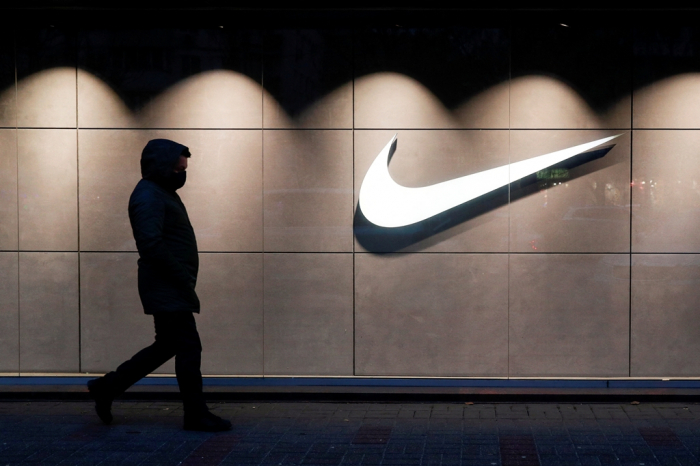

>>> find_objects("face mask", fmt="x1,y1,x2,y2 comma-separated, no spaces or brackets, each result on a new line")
164,171,186,191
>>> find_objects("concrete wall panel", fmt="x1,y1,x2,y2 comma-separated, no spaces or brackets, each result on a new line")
79,253,156,373
509,130,630,253
0,253,18,372
18,129,78,251
631,254,700,377
16,28,76,128
264,130,353,252
197,253,263,375
82,253,264,376
509,254,630,377
355,253,508,377
263,253,353,375
0,130,17,250
178,130,262,251
632,130,700,252
79,129,262,252
78,130,141,251
19,252,79,372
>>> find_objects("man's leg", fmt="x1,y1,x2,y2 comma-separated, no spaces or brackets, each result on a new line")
155,312,231,431
153,312,207,415
88,316,177,424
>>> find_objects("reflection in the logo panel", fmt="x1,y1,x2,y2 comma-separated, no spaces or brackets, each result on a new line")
633,255,700,283
594,254,631,283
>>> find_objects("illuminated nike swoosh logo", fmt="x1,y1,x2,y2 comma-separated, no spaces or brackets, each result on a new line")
359,134,621,228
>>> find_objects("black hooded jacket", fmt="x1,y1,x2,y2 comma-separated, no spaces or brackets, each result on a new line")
128,139,200,314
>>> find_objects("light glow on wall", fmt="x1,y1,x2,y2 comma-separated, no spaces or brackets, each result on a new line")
140,70,262,128
354,72,459,128
263,82,353,128
77,70,134,127
17,67,76,127
78,69,263,128
634,73,700,128
509,75,603,128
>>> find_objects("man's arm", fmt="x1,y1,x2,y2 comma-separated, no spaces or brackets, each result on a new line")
129,193,195,289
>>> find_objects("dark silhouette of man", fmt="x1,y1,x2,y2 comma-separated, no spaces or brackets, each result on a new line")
87,139,231,432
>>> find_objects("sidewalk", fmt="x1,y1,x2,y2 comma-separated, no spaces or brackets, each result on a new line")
1,400,700,465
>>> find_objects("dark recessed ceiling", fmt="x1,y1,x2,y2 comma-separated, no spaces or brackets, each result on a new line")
3,2,700,28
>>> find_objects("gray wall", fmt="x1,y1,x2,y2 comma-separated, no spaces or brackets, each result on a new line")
0,25,698,378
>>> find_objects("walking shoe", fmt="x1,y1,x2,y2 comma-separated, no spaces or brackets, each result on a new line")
87,378,113,425
183,411,232,432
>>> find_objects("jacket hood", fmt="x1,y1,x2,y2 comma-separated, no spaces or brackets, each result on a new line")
140,139,190,182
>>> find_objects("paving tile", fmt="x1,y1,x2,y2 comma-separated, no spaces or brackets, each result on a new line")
2,402,700,466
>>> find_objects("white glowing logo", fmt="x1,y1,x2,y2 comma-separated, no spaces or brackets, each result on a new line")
358,134,620,228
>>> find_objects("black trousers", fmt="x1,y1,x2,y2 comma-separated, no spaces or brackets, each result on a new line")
101,312,207,415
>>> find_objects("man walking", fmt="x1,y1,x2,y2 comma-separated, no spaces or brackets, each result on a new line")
87,139,231,432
